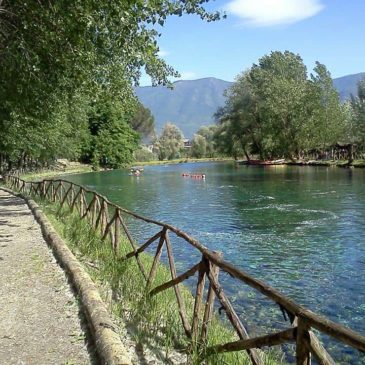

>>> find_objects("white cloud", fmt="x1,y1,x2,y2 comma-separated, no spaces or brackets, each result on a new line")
178,71,197,80
225,0,324,27
157,49,169,57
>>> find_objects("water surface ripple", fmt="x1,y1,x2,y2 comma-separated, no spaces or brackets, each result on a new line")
63,163,365,363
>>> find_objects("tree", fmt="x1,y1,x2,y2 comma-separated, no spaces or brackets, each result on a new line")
154,123,184,160
350,79,365,149
196,125,218,157
130,103,156,141
191,134,207,158
214,72,265,160
215,51,346,161
0,1,222,170
85,97,140,168
248,51,313,159
93,119,139,169
310,62,346,150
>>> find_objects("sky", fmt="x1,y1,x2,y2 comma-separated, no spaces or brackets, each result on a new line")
139,0,365,85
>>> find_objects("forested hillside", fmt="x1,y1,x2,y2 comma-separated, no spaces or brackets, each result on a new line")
135,78,231,137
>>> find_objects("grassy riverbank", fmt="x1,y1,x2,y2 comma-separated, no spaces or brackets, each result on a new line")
19,158,231,181
288,159,365,168
20,162,93,181
18,157,365,184
133,157,234,167
35,197,284,365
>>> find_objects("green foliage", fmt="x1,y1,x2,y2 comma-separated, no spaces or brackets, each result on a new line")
84,97,140,169
350,79,365,148
310,62,346,148
196,125,218,157
154,123,185,160
191,134,207,158
0,1,222,171
190,125,219,158
133,147,158,162
215,51,347,160
93,120,139,169
130,102,156,141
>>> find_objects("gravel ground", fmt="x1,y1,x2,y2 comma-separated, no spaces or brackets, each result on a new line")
0,190,94,365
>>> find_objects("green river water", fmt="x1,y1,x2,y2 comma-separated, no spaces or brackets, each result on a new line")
62,162,365,363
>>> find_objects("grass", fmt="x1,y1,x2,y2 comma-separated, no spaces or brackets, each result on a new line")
32,197,286,365
352,159,365,167
20,164,93,181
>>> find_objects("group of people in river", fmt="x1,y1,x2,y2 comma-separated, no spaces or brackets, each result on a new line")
181,173,206,179
129,166,143,176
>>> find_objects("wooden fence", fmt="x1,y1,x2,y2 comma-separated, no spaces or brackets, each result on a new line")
5,175,365,364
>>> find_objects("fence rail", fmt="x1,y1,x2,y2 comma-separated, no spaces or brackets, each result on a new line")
5,175,365,364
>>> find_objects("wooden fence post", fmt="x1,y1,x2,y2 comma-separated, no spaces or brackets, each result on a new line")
79,188,84,217
200,251,222,344
296,316,311,365
191,256,207,345
146,228,167,291
114,208,121,254
165,232,192,338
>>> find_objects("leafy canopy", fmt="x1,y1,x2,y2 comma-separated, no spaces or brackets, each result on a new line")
215,51,347,160
0,1,222,170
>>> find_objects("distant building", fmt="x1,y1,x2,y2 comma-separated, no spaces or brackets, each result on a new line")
146,144,154,152
183,139,192,149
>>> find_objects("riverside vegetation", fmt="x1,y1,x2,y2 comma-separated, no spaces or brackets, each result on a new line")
33,196,284,365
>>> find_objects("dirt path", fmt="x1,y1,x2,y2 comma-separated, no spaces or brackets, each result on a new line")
0,189,94,365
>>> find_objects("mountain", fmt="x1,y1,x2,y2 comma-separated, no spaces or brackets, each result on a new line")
135,77,232,137
333,72,365,101
135,73,365,138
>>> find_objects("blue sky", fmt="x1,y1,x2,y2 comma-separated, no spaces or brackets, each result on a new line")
140,0,365,85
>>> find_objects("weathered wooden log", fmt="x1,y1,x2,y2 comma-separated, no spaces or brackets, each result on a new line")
51,183,55,202
79,188,85,217
92,195,100,228
60,185,72,208
81,195,96,220
150,262,201,297
201,251,221,344
125,230,163,259
73,189,81,215
303,310,365,353
95,199,105,231
119,215,147,280
296,316,311,365
305,330,335,365
206,327,295,355
59,182,65,202
81,191,89,219
54,181,62,202
102,213,116,241
114,209,121,253
100,200,108,235
165,232,191,338
191,258,207,343
207,270,262,365
41,181,46,198
146,228,167,290
70,186,79,212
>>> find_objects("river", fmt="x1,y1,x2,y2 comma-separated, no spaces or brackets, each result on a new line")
62,162,365,363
